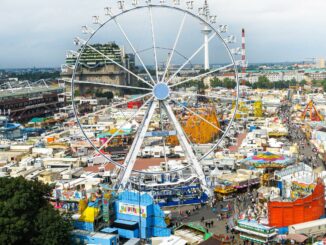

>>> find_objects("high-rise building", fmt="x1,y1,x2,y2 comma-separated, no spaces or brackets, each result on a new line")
61,43,135,94
316,58,325,69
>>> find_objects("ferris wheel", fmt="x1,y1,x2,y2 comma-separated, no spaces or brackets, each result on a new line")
70,0,240,196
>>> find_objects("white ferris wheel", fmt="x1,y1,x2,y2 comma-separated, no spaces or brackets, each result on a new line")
71,0,240,197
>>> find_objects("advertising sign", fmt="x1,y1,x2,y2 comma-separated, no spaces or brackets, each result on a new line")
118,202,147,218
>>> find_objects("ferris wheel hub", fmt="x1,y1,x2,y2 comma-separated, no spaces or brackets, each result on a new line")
153,82,170,100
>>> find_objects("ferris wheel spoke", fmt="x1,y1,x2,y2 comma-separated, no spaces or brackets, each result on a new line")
97,92,153,120
162,101,208,190
96,96,154,153
170,99,225,134
116,100,158,189
166,33,217,85
169,63,234,89
108,92,152,108
148,6,159,82
159,101,168,164
84,43,154,88
161,13,187,83
78,92,152,122
113,18,156,86
75,80,152,92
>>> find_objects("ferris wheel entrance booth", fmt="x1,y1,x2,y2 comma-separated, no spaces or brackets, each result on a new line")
112,191,171,239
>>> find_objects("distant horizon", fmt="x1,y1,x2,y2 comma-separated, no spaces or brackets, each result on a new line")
0,60,321,71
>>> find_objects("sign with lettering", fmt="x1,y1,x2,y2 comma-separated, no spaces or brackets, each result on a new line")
118,202,147,218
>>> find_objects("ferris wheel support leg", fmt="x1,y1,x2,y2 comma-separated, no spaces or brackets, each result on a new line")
162,101,212,197
116,100,157,190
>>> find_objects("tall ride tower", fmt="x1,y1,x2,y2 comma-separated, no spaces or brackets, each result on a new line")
200,0,212,70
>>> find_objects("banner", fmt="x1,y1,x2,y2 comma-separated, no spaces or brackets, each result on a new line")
118,202,147,218
291,181,315,199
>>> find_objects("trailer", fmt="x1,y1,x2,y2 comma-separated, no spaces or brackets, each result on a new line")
288,218,326,237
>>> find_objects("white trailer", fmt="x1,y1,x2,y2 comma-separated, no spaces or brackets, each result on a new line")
288,218,326,237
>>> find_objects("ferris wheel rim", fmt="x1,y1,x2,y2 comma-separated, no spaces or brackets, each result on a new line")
71,3,240,176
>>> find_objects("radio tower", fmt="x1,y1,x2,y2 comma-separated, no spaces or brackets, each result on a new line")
241,28,247,86
200,0,212,70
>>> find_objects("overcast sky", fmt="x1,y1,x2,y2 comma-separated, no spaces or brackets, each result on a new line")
0,0,325,68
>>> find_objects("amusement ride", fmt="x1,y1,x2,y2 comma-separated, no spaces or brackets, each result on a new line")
70,0,242,203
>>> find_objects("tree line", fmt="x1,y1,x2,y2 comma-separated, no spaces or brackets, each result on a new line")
210,76,307,90
7,71,60,81
312,79,326,91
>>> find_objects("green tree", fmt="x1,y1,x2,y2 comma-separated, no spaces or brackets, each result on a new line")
321,79,326,91
289,78,296,86
199,69,209,74
175,79,203,89
0,177,72,245
10,71,60,81
197,80,205,90
257,76,270,88
223,78,236,89
95,90,114,99
244,81,252,88
210,78,222,88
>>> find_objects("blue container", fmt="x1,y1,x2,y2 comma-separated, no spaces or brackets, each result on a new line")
277,181,283,196
118,227,139,239
249,126,257,132
73,221,95,232
71,230,118,245
277,226,288,234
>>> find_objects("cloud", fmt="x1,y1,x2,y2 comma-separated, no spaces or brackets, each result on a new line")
0,0,325,68
210,0,326,62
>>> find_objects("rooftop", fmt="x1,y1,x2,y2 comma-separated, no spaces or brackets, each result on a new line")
0,86,63,100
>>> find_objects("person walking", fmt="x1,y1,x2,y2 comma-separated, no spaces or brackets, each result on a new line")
226,224,229,233
217,213,221,221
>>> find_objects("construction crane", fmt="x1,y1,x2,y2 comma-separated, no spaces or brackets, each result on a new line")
304,58,316,65
301,100,324,121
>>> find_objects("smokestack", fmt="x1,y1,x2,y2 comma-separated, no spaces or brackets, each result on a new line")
241,28,246,85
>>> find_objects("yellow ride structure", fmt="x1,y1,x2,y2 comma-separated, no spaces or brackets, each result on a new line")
214,185,237,200
232,101,249,119
253,101,263,117
168,107,220,145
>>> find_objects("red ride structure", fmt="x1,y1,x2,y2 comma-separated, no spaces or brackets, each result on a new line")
301,100,324,121
241,28,247,98
268,178,325,227
241,28,246,86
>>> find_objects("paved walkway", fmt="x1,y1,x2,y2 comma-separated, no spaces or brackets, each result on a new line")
165,194,253,243
229,132,247,152
280,104,325,172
